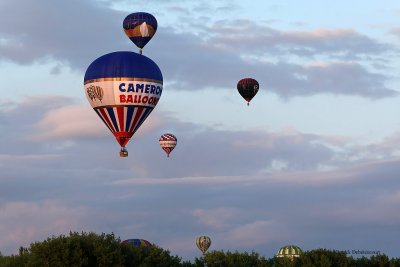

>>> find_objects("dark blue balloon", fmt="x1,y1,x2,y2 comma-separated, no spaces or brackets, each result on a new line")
84,51,162,82
123,12,158,50
122,239,153,248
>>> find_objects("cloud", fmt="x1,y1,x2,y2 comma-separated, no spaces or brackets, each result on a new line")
207,21,389,58
112,160,397,191
280,61,394,98
0,96,354,180
0,0,124,68
32,105,106,141
1,1,400,261
222,220,284,247
2,94,399,182
1,97,400,258
0,95,167,143
0,201,89,252
192,208,238,230
148,26,396,99
0,0,396,99
389,27,400,38
128,158,400,259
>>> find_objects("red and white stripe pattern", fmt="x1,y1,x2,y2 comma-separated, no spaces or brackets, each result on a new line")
94,105,153,146
159,133,177,157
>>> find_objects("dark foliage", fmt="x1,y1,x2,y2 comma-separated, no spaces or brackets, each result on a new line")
1,232,400,267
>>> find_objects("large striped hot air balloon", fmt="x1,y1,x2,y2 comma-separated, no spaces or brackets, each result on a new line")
123,12,158,54
84,51,163,157
159,133,177,157
237,78,259,106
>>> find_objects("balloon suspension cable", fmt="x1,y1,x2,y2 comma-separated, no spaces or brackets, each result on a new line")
247,102,250,106
139,48,143,55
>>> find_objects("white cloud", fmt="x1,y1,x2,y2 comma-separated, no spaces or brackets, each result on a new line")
28,102,168,141
192,208,238,229
0,201,88,253
0,0,396,99
32,105,105,141
222,220,284,247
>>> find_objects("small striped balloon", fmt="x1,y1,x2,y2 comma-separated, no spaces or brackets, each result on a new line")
196,236,211,254
159,133,177,157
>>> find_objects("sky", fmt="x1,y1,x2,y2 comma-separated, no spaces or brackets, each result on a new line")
1,0,400,261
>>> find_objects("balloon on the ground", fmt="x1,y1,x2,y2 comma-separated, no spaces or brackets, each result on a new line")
159,133,177,157
84,51,163,157
276,245,303,259
122,239,153,248
237,78,259,106
196,236,211,254
123,12,158,54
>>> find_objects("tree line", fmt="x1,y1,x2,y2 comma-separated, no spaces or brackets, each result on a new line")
0,232,399,267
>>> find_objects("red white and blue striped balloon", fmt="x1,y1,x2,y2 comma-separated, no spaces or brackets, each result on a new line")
159,133,177,157
84,51,163,157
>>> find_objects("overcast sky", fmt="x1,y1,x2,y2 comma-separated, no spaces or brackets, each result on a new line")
1,0,400,261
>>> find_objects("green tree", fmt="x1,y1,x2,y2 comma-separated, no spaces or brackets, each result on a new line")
273,256,298,267
0,247,30,267
296,248,350,267
389,257,400,267
202,250,272,267
0,232,185,267
369,254,390,267
127,245,182,267
26,232,124,267
3,233,400,267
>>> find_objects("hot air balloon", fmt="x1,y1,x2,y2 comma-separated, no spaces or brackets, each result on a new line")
159,133,177,157
123,12,158,54
237,78,259,106
122,239,153,249
196,236,211,255
84,51,163,157
276,245,303,259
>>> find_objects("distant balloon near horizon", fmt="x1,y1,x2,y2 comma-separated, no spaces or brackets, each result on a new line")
84,51,163,157
196,236,211,255
123,12,158,54
237,78,259,106
159,133,177,157
122,239,153,249
276,245,303,259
